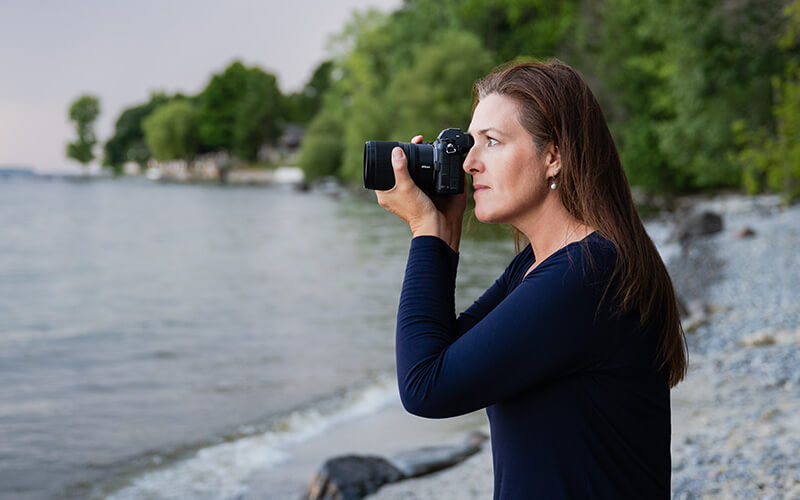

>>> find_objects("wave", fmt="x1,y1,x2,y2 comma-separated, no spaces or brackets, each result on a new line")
105,372,398,500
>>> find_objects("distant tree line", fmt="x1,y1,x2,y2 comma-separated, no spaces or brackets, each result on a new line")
66,0,800,200
294,0,800,201
79,59,333,175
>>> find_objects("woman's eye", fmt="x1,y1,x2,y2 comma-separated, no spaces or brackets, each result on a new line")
487,137,499,147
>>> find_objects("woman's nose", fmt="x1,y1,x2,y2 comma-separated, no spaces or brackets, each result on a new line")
463,149,481,174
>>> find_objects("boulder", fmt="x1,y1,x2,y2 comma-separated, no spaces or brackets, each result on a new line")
305,455,405,500
674,210,724,241
304,430,489,499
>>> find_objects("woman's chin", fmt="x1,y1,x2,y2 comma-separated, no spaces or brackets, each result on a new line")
473,207,499,224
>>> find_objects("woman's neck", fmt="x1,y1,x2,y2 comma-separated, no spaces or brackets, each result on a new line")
516,197,594,263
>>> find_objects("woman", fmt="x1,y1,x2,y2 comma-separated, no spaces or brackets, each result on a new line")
375,59,687,499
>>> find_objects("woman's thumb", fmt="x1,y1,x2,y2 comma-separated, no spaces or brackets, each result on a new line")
391,147,405,168
391,147,410,184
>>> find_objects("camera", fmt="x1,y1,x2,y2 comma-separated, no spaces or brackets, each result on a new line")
363,128,474,194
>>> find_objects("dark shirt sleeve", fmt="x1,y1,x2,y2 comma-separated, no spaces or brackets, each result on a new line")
396,235,602,418
455,267,510,336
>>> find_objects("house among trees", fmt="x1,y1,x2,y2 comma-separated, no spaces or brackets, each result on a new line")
258,123,305,164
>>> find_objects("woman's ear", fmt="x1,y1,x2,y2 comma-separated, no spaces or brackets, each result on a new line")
545,143,561,178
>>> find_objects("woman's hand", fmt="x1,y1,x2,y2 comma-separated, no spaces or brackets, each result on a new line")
375,135,467,253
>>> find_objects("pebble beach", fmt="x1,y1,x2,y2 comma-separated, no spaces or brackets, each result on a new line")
363,194,800,500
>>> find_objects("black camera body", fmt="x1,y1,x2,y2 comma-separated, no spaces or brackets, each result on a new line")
363,128,474,194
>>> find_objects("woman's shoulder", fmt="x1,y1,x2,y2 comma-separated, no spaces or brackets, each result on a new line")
494,243,534,290
568,231,618,262
558,231,619,287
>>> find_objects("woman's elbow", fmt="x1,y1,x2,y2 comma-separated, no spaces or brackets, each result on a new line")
399,390,455,419
399,392,431,417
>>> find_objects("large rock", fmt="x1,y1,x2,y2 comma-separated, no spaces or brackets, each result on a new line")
304,430,489,500
305,455,405,500
674,210,724,241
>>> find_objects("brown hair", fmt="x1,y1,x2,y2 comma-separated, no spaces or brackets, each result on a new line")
473,59,687,388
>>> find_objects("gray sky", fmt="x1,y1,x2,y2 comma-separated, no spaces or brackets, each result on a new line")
0,0,402,173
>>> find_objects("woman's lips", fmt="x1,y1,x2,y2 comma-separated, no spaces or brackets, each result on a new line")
473,184,490,194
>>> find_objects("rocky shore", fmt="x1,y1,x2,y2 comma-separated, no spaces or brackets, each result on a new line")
335,193,799,500
667,195,800,499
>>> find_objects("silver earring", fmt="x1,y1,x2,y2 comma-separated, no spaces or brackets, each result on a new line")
550,179,557,190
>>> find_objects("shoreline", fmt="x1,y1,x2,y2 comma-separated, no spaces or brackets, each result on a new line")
243,395,490,499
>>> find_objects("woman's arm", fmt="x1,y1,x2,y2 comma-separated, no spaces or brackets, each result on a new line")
455,275,508,336
396,235,603,418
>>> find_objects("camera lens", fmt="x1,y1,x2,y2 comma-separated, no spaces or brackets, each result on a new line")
363,141,398,190
363,141,435,191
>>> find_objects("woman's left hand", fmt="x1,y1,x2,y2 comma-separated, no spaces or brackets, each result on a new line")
375,135,466,252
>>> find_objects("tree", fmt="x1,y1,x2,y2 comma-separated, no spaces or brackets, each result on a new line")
103,93,171,175
233,70,283,161
298,106,345,180
655,0,785,189
577,0,785,191
733,0,800,202
66,94,101,174
196,61,251,152
196,61,285,161
142,100,198,162
388,31,494,144
314,2,580,183
283,60,334,124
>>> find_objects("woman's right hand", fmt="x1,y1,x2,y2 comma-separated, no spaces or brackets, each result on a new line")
376,134,466,253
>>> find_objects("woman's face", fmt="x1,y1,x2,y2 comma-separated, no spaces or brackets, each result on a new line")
464,93,553,225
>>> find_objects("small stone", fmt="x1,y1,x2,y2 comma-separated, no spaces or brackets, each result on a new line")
735,226,756,238
740,332,777,347
759,408,780,422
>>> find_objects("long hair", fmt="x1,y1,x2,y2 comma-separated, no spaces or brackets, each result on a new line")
473,59,687,388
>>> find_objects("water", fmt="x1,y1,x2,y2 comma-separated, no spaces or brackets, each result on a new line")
0,177,518,499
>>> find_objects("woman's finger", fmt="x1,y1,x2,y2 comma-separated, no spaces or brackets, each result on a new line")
390,147,414,189
411,135,423,144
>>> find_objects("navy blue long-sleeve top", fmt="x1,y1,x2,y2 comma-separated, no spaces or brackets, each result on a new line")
396,233,671,499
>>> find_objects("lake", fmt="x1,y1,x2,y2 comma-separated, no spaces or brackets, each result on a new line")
0,177,520,499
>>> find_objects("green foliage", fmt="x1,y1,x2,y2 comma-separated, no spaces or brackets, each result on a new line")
578,0,785,192
390,0,578,62
196,61,284,160
283,60,334,124
101,0,800,196
317,7,497,184
196,61,249,150
732,1,800,202
142,100,198,162
103,93,171,172
657,0,783,189
297,107,345,180
66,94,101,167
233,70,283,161
456,0,578,61
335,10,401,183
387,31,493,141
